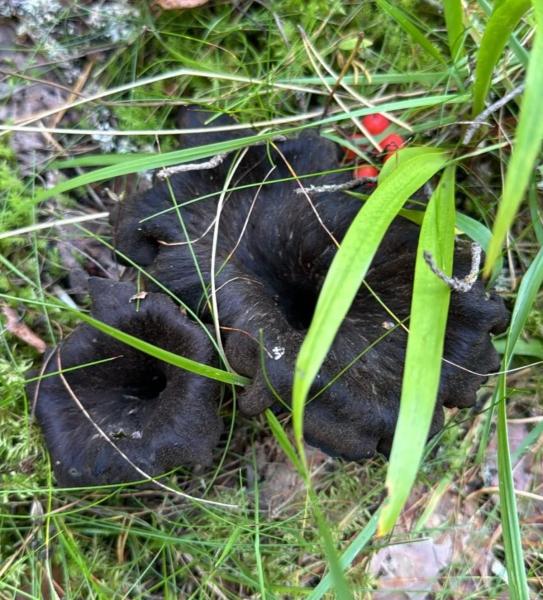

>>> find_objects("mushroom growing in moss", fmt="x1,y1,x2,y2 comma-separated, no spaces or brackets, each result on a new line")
111,108,509,460
29,277,223,486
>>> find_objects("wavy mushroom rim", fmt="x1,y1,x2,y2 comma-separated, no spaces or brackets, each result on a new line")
30,278,224,487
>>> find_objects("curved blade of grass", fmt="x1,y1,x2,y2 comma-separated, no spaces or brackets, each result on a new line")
484,2,543,275
292,148,449,456
308,508,381,600
75,311,250,387
494,246,543,600
378,165,456,535
443,0,465,61
478,0,529,67
376,0,446,64
34,95,466,203
309,493,354,600
0,293,248,387
472,0,531,116
265,410,352,599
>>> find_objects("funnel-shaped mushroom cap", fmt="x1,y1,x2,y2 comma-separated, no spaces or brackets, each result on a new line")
111,109,509,460
29,278,222,486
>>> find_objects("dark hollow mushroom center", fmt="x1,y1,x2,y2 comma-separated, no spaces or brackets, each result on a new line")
121,368,168,401
272,279,320,331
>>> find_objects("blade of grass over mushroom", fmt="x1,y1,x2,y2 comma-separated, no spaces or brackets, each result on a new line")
74,312,250,387
292,148,449,457
33,96,467,202
375,0,447,64
493,246,543,600
472,0,532,116
378,165,456,535
0,294,248,387
484,2,543,276
443,0,466,61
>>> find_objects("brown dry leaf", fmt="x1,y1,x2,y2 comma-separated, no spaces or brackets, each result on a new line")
155,0,209,9
1,305,46,353
247,438,329,517
370,537,453,599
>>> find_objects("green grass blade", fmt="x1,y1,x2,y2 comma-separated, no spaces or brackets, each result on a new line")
0,292,249,387
308,508,380,600
309,493,354,600
472,0,531,116
265,410,304,475
484,2,543,275
378,165,456,535
443,0,466,60
376,0,447,64
265,412,352,598
35,94,466,204
74,310,250,387
292,148,449,455
478,0,530,67
493,246,543,599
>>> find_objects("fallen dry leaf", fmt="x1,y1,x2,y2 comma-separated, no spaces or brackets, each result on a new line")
1,305,46,353
370,537,452,599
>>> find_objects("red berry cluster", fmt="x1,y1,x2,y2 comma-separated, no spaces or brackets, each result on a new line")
345,113,407,183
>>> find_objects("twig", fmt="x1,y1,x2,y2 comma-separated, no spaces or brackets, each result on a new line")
1,305,46,353
157,152,228,179
463,83,525,144
294,179,367,195
423,243,482,293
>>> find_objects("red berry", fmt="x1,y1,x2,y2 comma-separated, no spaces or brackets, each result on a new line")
362,113,390,135
344,133,364,161
379,133,405,155
354,164,379,179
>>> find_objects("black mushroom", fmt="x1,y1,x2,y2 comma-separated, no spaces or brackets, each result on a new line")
29,278,223,486
111,107,510,460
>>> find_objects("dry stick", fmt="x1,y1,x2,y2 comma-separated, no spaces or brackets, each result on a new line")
50,59,95,128
0,212,110,241
423,242,482,293
299,27,413,134
209,149,250,372
294,179,366,194
300,30,381,152
157,136,285,180
157,152,228,179
320,33,365,122
463,83,525,144
271,142,340,247
55,351,236,508
1,67,328,132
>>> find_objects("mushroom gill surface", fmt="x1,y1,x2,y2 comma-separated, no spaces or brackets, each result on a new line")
112,108,509,460
29,277,222,486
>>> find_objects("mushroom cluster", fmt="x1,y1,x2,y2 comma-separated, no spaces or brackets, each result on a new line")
31,107,509,485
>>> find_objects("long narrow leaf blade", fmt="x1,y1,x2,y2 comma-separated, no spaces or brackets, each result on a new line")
292,149,449,451
378,165,456,534
443,0,465,60
472,0,531,116
484,2,543,275
494,246,543,599
376,0,447,64
75,310,250,387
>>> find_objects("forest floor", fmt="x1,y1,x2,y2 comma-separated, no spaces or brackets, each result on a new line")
0,1,541,598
